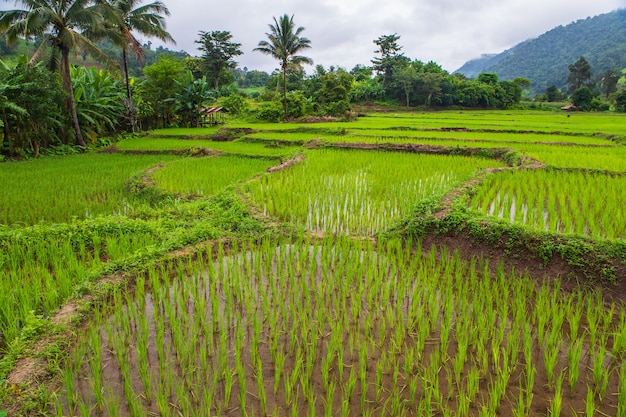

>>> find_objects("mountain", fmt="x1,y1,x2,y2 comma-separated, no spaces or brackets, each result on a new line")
454,9,626,95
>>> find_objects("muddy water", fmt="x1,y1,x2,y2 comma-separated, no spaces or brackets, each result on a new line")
59,241,625,416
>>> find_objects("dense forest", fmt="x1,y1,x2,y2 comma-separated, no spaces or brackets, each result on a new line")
456,9,626,95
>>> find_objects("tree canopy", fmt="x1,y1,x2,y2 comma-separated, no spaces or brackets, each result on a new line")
254,14,312,121
0,0,120,146
196,30,242,90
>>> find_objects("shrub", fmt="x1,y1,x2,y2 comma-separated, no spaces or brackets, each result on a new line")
220,94,249,116
571,87,593,110
615,90,626,112
323,100,351,117
254,102,282,122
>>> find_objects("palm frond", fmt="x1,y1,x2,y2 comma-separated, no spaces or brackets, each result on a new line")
29,38,51,65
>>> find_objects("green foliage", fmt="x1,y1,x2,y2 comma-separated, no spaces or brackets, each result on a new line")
0,0,121,147
0,57,65,157
71,66,125,141
254,101,282,122
371,33,408,87
284,90,308,119
499,80,523,108
351,77,384,104
314,68,354,115
219,93,249,116
254,14,313,121
323,100,351,117
168,71,214,127
567,56,592,92
232,68,271,89
195,30,243,90
600,68,620,98
615,90,626,112
571,86,594,110
391,197,440,239
141,57,186,128
478,72,499,85
458,9,626,95
545,86,566,102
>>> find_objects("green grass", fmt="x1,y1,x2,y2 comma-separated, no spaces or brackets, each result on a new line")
56,236,626,417
3,108,626,415
148,126,222,136
349,111,626,136
152,155,278,196
523,147,626,171
0,153,179,225
116,136,299,158
471,169,626,239
244,148,504,235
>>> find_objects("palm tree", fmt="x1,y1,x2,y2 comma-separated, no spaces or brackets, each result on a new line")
254,14,312,121
0,0,119,147
105,0,174,131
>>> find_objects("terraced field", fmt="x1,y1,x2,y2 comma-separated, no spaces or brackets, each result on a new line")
1,110,625,416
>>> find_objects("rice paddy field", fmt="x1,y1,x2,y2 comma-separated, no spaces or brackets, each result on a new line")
1,109,625,416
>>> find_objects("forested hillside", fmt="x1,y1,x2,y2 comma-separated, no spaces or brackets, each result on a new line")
455,9,626,95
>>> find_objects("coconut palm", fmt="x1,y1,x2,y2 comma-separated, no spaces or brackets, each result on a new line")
254,14,312,121
104,0,174,131
0,0,119,147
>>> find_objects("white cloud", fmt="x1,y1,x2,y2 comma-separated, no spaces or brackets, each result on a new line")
2,0,624,73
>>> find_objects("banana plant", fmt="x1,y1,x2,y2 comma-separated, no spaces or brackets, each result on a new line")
71,66,125,142
168,71,215,127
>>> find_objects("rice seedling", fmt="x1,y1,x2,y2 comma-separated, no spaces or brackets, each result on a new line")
4,108,626,417
471,168,626,239
0,153,179,225
151,155,277,197
35,225,624,416
244,148,503,235
567,336,583,394
591,340,611,401
585,384,596,417
548,372,565,417
116,135,297,158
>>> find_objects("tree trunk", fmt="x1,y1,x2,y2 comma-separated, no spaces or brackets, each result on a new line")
122,48,136,133
282,64,288,122
61,49,86,147
1,110,10,154
33,139,39,159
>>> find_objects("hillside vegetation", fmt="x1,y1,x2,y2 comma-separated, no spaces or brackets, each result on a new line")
456,9,626,95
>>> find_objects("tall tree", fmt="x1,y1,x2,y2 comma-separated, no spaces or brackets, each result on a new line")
600,68,620,99
394,64,418,107
195,30,242,90
567,56,592,92
0,0,119,147
420,72,444,107
0,56,65,157
141,56,184,128
545,85,564,102
371,34,405,87
105,0,175,131
254,14,312,121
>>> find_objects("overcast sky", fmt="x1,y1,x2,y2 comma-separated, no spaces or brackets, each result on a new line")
1,0,623,74
150,0,624,74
